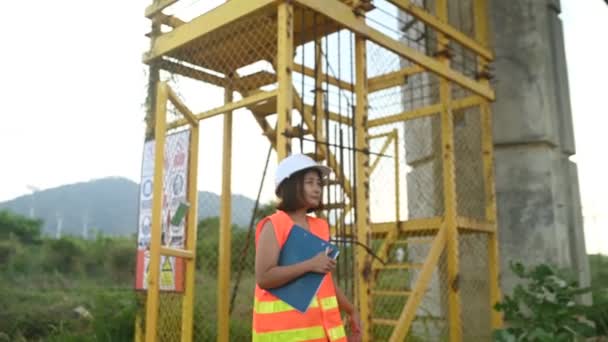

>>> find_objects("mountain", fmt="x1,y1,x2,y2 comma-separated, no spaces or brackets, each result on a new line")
0,177,257,237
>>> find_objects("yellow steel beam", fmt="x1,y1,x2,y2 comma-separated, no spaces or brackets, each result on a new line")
367,95,484,127
167,91,277,130
159,59,226,88
368,65,424,93
354,32,372,342
144,0,278,62
386,0,493,60
482,98,503,329
145,81,169,342
294,0,495,100
135,313,143,342
276,2,294,160
370,104,441,128
370,135,393,173
159,246,194,259
217,85,233,342
293,63,354,91
314,39,326,159
389,226,447,342
456,216,495,234
196,90,277,121
393,129,401,222
145,0,179,18
475,0,503,329
157,13,185,28
371,290,412,297
452,95,486,111
233,71,276,92
436,1,462,340
166,86,198,126
333,217,441,237
181,123,199,342
368,132,392,140
373,217,441,235
393,129,401,225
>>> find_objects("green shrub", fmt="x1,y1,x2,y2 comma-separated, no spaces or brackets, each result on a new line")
493,262,604,341
43,237,85,274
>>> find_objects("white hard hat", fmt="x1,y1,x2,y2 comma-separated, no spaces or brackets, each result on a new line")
275,154,332,191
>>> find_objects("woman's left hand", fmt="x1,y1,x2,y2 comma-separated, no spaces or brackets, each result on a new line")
347,311,362,342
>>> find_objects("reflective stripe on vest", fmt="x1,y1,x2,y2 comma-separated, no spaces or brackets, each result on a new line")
254,296,339,314
319,296,338,311
252,326,326,342
254,325,345,342
254,297,319,314
327,325,347,341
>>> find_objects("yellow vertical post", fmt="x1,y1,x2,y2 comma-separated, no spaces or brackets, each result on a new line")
135,313,143,342
436,1,462,341
481,98,502,328
393,130,400,224
276,2,294,161
315,39,325,159
181,122,200,342
217,85,233,342
354,33,371,342
145,81,168,342
474,0,503,329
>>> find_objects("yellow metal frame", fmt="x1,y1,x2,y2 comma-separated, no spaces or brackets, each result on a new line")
474,0,504,330
143,81,200,342
354,30,372,342
140,0,502,340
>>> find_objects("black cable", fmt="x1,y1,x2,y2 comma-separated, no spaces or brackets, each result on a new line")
350,31,358,299
330,237,387,266
324,18,331,220
313,13,319,160
229,144,272,315
281,133,392,158
300,7,306,153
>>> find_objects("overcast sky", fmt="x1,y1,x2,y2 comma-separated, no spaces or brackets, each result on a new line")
0,0,605,254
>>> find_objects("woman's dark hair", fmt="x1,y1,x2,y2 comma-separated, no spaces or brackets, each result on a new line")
276,168,324,213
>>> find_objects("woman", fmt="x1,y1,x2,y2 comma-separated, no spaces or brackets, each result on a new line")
253,154,362,342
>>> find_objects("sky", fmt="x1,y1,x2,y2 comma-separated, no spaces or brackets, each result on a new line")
0,0,605,254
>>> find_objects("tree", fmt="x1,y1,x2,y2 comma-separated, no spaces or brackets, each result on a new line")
0,210,42,244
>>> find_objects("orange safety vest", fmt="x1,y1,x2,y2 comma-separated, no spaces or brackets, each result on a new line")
252,210,347,342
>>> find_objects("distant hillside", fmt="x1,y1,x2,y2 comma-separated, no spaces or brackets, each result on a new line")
0,177,257,237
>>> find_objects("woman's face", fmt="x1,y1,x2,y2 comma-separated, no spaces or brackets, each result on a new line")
301,170,323,209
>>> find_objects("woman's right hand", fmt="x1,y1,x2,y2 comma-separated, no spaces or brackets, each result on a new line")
307,248,336,274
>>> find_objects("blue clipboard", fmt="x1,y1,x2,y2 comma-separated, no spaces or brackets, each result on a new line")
268,225,339,313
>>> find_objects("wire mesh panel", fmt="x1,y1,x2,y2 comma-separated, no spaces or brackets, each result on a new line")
454,109,486,220
459,233,492,342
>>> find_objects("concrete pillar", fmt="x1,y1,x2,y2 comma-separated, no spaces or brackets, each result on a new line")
399,0,591,339
488,0,590,300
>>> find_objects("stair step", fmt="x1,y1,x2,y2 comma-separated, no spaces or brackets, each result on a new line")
392,237,434,246
305,152,325,162
327,179,343,186
371,290,411,297
372,318,398,326
325,203,346,210
250,97,277,117
377,263,423,270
